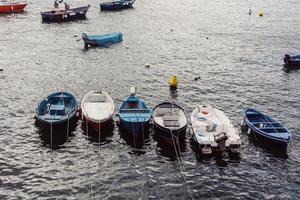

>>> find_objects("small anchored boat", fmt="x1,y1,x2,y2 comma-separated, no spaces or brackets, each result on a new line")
191,105,241,155
35,92,78,127
82,32,123,48
80,90,114,132
243,108,291,149
100,0,135,11
284,54,300,68
118,87,152,135
0,0,27,13
153,102,187,141
41,5,90,23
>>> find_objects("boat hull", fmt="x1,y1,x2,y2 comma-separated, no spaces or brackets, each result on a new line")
41,6,90,23
82,115,113,131
0,3,27,13
35,113,77,130
243,108,291,150
244,119,289,149
153,122,186,141
283,54,300,69
119,118,150,136
100,2,134,11
82,32,123,47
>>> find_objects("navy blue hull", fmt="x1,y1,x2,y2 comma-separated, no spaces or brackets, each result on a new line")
119,119,149,136
246,125,288,149
41,6,90,23
100,2,133,11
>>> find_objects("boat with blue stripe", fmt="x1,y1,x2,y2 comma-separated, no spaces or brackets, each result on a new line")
243,108,291,149
118,87,152,135
35,92,78,127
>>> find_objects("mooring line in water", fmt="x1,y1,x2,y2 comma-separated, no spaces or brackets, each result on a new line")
141,118,150,200
170,102,193,200
50,120,53,150
85,116,94,200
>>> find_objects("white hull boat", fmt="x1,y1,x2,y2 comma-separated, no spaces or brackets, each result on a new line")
191,105,241,155
80,90,114,132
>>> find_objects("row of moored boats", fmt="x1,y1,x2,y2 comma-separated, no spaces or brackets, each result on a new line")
35,87,292,156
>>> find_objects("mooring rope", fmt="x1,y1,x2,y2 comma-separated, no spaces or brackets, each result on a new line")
169,102,193,200
85,115,94,200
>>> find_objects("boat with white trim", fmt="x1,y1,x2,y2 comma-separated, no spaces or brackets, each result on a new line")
191,105,241,155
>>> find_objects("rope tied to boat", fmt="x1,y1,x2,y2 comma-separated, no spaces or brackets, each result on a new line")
170,102,194,200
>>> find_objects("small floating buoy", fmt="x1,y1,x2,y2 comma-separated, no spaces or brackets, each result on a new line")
169,75,178,90
145,63,150,68
74,34,78,37
194,76,200,81
249,9,252,15
206,37,208,40
259,11,264,17
170,29,174,32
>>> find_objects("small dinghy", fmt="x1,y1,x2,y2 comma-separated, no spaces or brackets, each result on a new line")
41,5,90,23
118,87,152,135
191,105,241,155
35,92,78,127
284,54,300,68
0,0,27,13
153,102,187,141
80,90,114,131
243,108,291,149
100,0,135,11
82,32,123,48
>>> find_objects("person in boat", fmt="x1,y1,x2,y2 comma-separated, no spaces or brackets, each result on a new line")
54,0,59,9
64,2,70,11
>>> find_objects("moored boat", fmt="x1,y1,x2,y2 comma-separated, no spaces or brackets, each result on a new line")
35,92,78,127
191,105,241,156
80,90,114,132
243,108,291,149
0,1,27,13
118,87,152,136
153,102,187,141
82,32,123,48
100,0,135,11
284,54,300,68
41,5,90,22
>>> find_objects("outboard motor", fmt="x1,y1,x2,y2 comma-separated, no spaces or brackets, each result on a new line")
284,54,291,64
214,132,228,152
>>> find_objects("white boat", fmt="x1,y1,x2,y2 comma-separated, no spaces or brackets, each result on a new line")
80,90,114,132
191,105,241,155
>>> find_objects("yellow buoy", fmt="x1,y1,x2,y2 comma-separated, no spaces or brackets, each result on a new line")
259,11,264,17
169,76,178,89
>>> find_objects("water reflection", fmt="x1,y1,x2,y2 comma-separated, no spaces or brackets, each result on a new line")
154,132,187,161
118,125,150,155
81,121,114,143
241,127,289,159
35,121,76,149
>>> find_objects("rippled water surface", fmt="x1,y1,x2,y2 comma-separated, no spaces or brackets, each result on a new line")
0,0,300,199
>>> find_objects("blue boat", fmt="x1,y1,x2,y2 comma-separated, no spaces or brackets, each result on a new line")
82,32,123,48
284,54,300,68
100,0,135,11
118,88,152,135
35,92,78,127
243,108,291,149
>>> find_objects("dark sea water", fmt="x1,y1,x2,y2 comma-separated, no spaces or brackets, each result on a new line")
0,0,300,199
